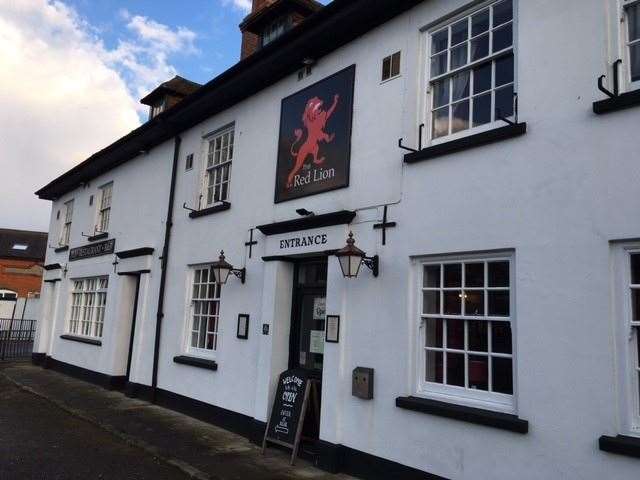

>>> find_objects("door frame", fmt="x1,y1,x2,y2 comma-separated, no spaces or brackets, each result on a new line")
288,257,328,376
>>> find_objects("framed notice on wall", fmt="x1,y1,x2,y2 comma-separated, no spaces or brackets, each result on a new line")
274,65,356,203
325,315,340,343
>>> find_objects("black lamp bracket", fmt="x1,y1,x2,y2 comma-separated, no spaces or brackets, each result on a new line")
231,268,246,284
182,202,198,213
598,59,623,99
398,123,425,153
497,92,519,126
362,255,379,278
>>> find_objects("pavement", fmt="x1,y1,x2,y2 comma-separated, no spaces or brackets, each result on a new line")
0,361,354,480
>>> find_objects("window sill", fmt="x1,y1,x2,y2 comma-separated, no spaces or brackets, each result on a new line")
599,435,640,459
395,396,528,434
60,334,102,346
54,246,69,253
87,232,109,242
173,355,218,371
188,202,231,219
593,89,640,115
404,123,527,164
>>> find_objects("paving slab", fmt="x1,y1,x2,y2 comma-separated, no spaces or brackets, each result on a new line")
0,362,354,480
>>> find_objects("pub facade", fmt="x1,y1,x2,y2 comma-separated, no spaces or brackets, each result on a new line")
34,0,640,478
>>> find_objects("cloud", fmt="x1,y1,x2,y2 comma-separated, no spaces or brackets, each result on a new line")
0,0,198,231
221,0,252,14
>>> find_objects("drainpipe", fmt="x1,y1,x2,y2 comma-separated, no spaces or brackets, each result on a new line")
151,135,181,402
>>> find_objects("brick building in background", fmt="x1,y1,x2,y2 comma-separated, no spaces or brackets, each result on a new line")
0,228,47,303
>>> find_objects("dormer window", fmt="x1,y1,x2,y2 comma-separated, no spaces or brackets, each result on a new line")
263,17,288,46
150,100,166,120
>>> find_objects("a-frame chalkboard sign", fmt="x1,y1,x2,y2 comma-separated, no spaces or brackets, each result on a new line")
262,369,315,465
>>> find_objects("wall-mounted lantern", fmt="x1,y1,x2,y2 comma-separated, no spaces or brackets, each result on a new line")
211,251,246,285
335,232,379,278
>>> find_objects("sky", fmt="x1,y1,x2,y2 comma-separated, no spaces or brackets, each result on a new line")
0,0,329,232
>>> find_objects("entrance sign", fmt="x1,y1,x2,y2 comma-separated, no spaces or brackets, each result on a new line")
274,65,355,203
262,369,313,465
69,239,116,261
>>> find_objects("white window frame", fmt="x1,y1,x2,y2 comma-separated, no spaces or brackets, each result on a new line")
623,0,640,90
67,276,108,339
201,125,234,208
382,51,402,82
414,251,516,413
184,265,222,359
59,199,74,247
423,0,517,146
614,244,640,436
96,183,112,233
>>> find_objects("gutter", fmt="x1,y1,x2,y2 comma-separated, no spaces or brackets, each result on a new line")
151,135,181,401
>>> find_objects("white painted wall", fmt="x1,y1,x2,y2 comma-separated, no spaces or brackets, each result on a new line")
36,0,640,478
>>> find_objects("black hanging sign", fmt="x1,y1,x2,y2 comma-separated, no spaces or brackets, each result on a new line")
69,239,116,261
274,65,356,203
262,369,312,464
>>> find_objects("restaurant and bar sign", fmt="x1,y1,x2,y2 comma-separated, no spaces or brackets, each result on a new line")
69,239,116,261
274,65,355,203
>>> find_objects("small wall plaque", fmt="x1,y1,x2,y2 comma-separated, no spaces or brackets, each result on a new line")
325,315,340,343
237,314,249,339
262,324,270,335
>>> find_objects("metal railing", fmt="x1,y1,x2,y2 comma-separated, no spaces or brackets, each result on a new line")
0,318,37,360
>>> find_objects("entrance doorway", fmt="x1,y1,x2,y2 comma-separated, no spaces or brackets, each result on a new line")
289,257,327,443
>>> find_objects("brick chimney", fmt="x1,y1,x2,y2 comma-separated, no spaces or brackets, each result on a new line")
239,0,323,60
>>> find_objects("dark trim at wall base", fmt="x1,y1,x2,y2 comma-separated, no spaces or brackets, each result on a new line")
116,247,154,259
60,334,102,346
316,440,447,480
593,89,640,115
188,202,231,219
257,210,356,235
404,123,527,164
31,352,46,365
40,356,125,390
396,396,529,434
173,355,218,371
124,382,257,439
599,435,640,459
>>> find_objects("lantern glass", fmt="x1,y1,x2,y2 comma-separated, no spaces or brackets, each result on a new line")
338,253,363,278
213,265,232,285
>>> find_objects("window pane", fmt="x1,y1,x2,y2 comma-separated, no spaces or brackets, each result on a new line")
391,52,401,77
492,357,513,394
465,263,484,287
488,291,510,316
495,54,514,86
488,261,510,287
426,350,444,383
433,80,450,108
633,290,640,322
451,19,469,46
491,321,513,354
471,34,489,61
444,264,462,287
632,254,640,284
423,291,441,314
444,291,462,315
465,291,485,316
425,318,443,348
451,44,468,69
469,355,489,390
382,57,391,80
432,29,449,54
447,353,465,386
432,107,450,138
451,101,470,133
472,10,490,36
452,71,470,101
431,52,448,77
493,23,513,52
424,265,441,288
468,321,488,351
473,63,492,94
629,5,639,41
473,93,492,127
495,85,514,118
493,0,513,27
631,44,640,82
446,319,465,349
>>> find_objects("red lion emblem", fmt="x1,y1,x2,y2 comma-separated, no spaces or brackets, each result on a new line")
287,94,340,188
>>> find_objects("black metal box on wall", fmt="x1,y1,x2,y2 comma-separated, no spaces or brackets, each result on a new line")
352,367,374,400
